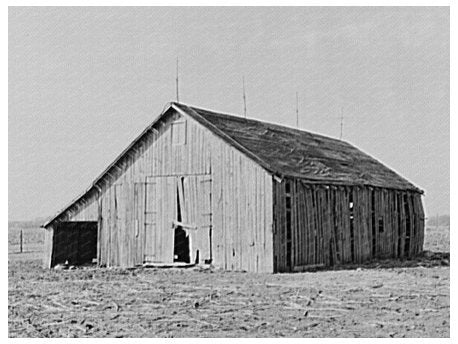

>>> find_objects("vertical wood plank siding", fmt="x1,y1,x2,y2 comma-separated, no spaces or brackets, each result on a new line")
45,109,274,272
273,179,425,272
211,137,273,273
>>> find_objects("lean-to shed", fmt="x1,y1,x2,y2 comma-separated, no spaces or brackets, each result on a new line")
42,102,425,272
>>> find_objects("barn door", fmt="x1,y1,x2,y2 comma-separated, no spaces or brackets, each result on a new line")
144,176,176,263
143,174,211,264
177,175,212,264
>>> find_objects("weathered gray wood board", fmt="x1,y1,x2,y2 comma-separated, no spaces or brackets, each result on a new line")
273,179,424,272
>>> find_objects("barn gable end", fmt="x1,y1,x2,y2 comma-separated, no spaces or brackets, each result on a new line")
43,104,274,272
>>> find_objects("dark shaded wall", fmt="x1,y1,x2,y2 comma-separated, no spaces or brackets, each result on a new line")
273,179,425,272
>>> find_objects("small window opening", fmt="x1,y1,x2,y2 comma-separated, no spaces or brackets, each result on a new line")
285,181,291,194
378,217,384,233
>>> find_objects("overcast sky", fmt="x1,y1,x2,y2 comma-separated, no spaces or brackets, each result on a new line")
9,6,449,221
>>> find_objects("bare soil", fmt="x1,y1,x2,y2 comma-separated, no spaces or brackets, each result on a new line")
8,226,450,338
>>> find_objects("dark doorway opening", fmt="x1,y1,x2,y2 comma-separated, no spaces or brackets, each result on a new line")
51,221,98,267
174,184,190,263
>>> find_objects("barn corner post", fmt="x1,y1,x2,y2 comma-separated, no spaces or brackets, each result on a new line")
416,191,426,255
42,225,54,268
271,174,286,273
96,184,103,267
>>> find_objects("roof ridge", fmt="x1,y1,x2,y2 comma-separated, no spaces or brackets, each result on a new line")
175,102,352,146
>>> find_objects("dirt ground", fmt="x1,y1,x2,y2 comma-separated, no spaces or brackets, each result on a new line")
8,226,450,338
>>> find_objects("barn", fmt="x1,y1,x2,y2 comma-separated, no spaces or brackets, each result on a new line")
42,102,425,273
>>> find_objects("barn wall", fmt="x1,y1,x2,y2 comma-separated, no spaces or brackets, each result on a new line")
273,179,425,272
45,109,274,272
211,139,273,273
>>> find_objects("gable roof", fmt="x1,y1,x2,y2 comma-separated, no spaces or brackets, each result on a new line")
43,102,421,228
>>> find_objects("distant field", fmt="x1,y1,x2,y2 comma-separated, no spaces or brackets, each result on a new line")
8,225,44,248
8,224,450,338
424,226,450,253
8,226,44,261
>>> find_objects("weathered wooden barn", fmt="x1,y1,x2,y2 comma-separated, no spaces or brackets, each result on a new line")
42,102,425,273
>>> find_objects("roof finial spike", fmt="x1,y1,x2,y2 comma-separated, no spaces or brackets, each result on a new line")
340,106,344,140
176,57,179,103
242,76,247,118
296,92,299,128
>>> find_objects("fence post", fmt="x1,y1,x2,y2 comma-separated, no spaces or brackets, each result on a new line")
20,230,23,253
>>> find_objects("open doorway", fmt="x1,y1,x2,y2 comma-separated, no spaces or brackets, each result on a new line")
51,221,98,267
173,182,190,263
146,174,211,265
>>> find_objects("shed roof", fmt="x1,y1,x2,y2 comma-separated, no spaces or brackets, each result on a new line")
175,103,422,192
